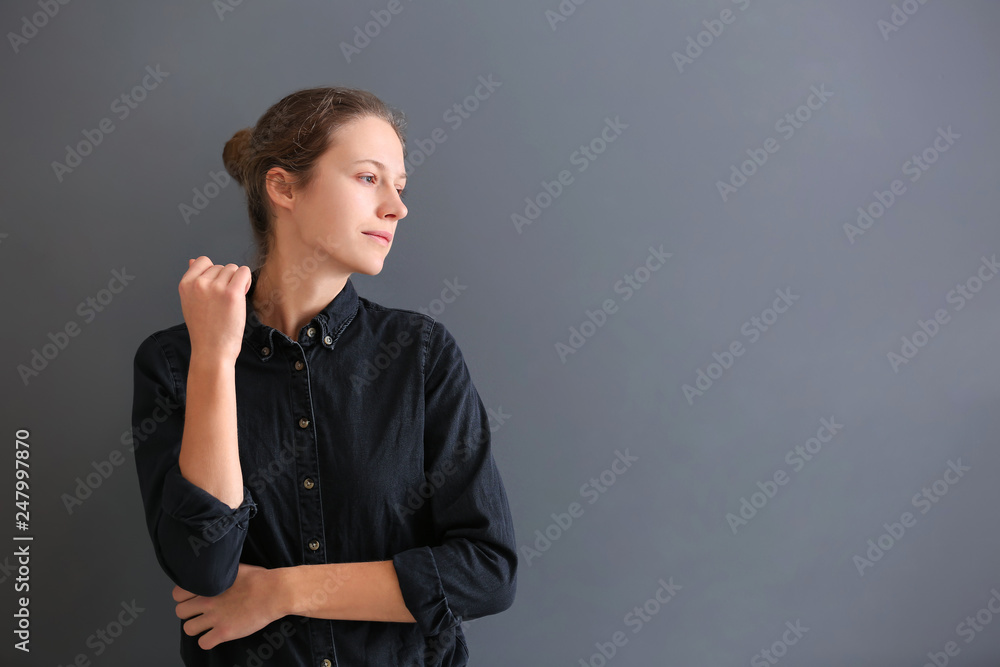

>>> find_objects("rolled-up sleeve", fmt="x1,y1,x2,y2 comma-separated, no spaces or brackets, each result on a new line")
392,321,518,636
131,333,257,597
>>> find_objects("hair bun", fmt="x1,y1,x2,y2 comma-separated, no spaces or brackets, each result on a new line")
223,127,253,186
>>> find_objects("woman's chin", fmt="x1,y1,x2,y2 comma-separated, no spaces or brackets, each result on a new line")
353,259,386,277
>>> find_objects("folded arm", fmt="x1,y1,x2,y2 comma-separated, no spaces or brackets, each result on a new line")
133,334,256,597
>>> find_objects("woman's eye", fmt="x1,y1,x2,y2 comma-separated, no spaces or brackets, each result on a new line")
361,174,405,199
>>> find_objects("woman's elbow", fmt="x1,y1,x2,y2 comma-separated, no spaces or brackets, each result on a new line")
480,548,518,615
156,550,239,598
169,568,237,598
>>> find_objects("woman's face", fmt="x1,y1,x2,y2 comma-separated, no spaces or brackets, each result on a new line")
282,115,408,277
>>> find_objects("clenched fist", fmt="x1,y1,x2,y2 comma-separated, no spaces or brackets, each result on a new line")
179,257,253,365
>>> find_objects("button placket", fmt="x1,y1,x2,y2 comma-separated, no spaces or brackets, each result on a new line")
290,342,327,573
240,276,352,665
293,357,315,491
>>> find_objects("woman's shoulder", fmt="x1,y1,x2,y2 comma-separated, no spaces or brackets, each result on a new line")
355,295,466,360
357,295,438,334
131,322,191,401
133,322,191,366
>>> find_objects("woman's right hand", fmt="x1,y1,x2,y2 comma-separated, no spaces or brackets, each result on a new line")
179,257,253,365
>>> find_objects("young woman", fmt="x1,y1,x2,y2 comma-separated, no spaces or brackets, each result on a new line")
132,86,517,666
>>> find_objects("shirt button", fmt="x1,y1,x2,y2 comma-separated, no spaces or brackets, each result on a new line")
298,417,310,428
308,539,320,551
261,346,270,356
323,335,333,345
322,660,332,667
303,477,315,489
294,360,305,371
306,326,316,337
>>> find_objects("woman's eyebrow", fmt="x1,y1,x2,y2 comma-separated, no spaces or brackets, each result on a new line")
351,158,407,182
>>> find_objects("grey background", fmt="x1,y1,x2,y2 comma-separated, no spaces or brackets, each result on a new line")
3,0,1000,665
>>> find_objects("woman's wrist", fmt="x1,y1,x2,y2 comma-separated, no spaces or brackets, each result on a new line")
189,349,237,373
272,563,354,620
271,566,299,619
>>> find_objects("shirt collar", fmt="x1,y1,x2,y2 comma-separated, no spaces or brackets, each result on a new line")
243,266,360,359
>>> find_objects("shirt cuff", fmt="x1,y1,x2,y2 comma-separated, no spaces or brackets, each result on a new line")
392,546,459,637
161,464,257,543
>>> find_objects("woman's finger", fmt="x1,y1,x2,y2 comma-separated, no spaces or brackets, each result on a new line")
174,597,205,620
172,585,197,603
197,627,227,651
182,613,213,638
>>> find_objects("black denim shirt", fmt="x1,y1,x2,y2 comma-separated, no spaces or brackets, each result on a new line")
131,269,517,666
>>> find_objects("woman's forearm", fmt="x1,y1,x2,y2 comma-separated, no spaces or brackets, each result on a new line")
276,561,416,623
178,354,245,509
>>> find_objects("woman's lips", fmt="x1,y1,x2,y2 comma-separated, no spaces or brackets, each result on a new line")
362,232,390,246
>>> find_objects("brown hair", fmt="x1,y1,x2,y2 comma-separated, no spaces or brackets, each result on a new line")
222,86,407,270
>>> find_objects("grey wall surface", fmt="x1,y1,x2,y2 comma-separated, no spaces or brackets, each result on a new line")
3,1,1000,665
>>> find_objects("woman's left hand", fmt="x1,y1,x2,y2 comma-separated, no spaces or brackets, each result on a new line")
173,563,286,650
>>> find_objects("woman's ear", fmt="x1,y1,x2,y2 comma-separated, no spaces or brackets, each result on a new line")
265,167,297,212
